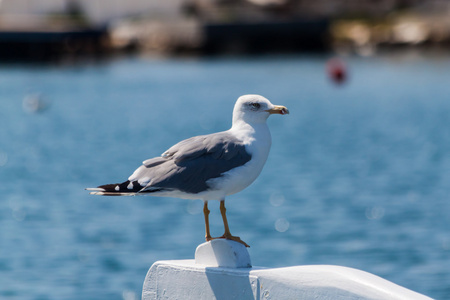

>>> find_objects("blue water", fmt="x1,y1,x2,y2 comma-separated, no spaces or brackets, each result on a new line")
1,52,450,299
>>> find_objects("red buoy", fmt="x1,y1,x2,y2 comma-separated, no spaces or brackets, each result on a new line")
327,58,347,85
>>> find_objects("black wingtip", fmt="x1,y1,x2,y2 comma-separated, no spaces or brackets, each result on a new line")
94,180,144,194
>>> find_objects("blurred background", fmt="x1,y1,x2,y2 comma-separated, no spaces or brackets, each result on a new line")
1,1,450,299
1,0,450,59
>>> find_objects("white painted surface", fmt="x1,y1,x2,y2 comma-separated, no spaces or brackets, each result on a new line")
195,240,252,268
142,240,432,300
143,261,432,300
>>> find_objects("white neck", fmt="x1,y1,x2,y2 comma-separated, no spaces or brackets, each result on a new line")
232,109,270,127
230,119,271,150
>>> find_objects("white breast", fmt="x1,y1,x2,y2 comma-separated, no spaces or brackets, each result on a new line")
203,122,272,200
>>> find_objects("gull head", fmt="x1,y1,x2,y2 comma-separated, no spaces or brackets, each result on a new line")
232,94,289,126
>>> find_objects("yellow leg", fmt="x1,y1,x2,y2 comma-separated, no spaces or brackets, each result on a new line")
219,200,250,247
203,201,212,241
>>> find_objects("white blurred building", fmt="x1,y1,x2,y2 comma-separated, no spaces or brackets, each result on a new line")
0,0,185,25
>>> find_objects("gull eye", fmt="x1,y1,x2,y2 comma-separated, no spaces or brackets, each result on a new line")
249,102,261,110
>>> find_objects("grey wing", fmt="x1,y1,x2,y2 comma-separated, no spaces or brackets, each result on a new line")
129,132,252,194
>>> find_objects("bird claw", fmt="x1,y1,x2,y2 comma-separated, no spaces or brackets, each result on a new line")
225,235,250,248
205,234,250,247
220,234,250,248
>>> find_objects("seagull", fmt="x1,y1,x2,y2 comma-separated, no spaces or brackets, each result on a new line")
87,95,289,247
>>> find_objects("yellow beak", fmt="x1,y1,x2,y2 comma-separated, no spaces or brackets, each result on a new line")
266,105,289,115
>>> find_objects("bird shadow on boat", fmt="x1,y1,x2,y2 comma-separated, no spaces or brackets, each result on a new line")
204,267,258,300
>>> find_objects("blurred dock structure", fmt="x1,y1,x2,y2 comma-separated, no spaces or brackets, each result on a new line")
0,0,109,61
1,0,450,60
